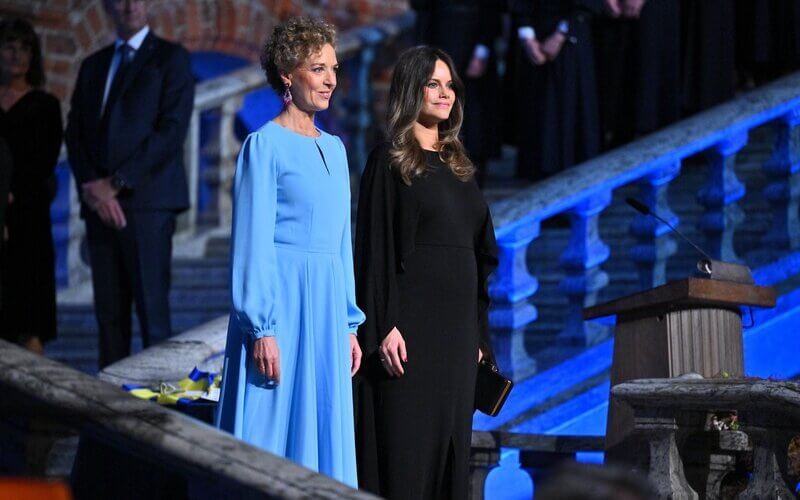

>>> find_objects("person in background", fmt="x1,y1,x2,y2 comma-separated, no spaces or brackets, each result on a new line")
510,0,602,181
0,138,11,315
681,0,737,114
596,0,681,148
65,0,194,368
354,46,498,499
0,17,62,354
735,0,800,87
412,0,504,186
215,17,365,486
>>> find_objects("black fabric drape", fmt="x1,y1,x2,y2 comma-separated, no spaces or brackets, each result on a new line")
0,90,62,342
353,144,498,499
596,0,681,147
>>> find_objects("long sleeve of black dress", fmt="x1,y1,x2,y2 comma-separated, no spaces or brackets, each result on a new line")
354,144,417,360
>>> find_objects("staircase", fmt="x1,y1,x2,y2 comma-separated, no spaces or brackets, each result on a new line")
49,250,230,373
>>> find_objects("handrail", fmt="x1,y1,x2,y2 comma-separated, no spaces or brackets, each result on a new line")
0,339,377,499
490,71,800,240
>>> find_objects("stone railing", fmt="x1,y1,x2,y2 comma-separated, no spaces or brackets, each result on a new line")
182,11,415,232
0,339,378,499
95,317,605,499
613,377,800,499
487,71,800,375
469,431,605,499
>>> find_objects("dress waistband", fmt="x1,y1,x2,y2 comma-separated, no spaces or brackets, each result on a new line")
274,242,337,255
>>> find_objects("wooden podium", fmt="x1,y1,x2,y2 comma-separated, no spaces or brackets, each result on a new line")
583,278,776,459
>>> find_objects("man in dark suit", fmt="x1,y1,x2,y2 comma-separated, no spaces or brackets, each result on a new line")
65,0,194,368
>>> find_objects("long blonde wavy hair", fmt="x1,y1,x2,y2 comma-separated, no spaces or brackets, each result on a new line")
387,46,475,184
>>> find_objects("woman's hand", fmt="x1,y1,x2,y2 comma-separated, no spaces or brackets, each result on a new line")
478,348,484,363
350,334,362,376
522,38,547,66
541,32,566,61
380,327,407,377
253,337,281,384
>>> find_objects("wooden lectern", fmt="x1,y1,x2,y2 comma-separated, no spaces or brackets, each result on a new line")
583,278,776,459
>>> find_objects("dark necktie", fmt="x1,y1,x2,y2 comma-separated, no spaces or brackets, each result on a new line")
99,44,134,167
104,44,134,116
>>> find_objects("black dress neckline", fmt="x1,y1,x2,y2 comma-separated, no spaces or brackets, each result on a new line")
0,89,38,115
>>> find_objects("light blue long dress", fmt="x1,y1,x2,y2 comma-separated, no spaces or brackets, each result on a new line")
216,121,365,487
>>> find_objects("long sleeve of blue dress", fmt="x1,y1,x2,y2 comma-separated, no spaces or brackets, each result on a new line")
230,133,278,339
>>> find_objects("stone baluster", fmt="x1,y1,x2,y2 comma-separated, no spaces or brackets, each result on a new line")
517,450,576,492
697,132,748,262
350,28,382,175
489,223,540,380
738,427,795,499
217,95,244,227
637,415,698,499
181,109,201,233
705,430,750,500
762,108,800,251
559,192,612,343
468,444,500,500
629,161,681,290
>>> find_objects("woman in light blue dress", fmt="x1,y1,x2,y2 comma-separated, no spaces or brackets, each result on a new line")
216,18,365,486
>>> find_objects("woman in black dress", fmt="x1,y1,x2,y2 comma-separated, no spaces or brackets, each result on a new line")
354,46,498,500
0,18,62,352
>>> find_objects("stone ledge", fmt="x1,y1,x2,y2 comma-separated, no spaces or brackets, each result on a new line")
0,339,377,499
99,316,229,387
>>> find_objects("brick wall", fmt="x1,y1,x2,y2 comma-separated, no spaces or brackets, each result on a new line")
0,0,409,104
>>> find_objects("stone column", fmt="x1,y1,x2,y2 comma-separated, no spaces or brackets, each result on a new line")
559,192,612,343
489,223,540,380
629,161,681,290
180,109,201,233
517,450,576,493
637,415,698,499
738,427,795,499
697,132,748,262
217,95,244,227
469,445,500,500
762,108,800,251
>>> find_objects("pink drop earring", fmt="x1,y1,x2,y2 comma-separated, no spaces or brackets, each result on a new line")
283,84,292,105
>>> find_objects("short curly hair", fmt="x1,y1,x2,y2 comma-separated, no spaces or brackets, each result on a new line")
261,17,337,93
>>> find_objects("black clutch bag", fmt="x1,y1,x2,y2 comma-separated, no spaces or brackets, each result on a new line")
475,359,513,416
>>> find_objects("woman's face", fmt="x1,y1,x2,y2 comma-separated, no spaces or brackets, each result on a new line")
284,43,338,113
418,59,455,127
0,39,31,82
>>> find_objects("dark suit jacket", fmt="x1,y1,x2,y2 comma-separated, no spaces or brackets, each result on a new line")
66,31,194,215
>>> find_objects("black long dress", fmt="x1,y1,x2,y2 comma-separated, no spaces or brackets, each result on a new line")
0,90,62,342
0,138,11,313
681,0,737,113
353,144,498,500
596,0,681,147
512,0,603,180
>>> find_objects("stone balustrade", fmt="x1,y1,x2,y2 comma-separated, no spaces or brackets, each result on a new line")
0,339,378,499
613,377,800,499
487,71,800,378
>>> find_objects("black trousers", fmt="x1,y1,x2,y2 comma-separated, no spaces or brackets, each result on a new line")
85,209,175,368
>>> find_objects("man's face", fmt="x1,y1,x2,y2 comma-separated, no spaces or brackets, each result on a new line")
104,0,148,39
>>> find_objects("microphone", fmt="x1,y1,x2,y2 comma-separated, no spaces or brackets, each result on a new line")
624,197,753,284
